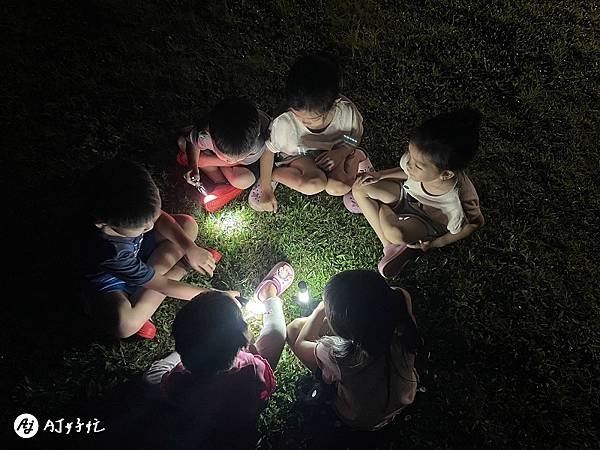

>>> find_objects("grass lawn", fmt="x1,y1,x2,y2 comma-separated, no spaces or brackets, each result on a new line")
3,0,598,448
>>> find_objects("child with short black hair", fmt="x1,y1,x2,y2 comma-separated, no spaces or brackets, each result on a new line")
287,270,419,430
351,108,485,278
143,262,294,449
249,54,369,212
177,97,271,190
80,159,235,339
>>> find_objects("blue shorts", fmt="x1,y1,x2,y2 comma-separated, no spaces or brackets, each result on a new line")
83,231,157,296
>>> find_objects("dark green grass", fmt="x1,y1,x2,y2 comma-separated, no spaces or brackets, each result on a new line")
3,0,599,448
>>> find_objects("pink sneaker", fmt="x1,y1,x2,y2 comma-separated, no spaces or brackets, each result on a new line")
377,244,418,278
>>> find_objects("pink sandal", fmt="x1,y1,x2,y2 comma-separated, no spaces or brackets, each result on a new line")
343,148,375,214
254,262,295,300
248,181,279,211
377,244,418,278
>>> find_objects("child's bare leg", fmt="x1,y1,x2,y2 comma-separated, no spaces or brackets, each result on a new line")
325,147,363,196
220,166,256,190
379,204,429,245
352,180,402,247
198,165,227,184
85,289,161,338
149,214,198,278
272,157,327,195
177,136,187,153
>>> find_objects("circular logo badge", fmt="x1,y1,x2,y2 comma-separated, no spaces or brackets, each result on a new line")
14,413,39,438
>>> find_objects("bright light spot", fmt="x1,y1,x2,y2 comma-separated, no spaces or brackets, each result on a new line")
209,210,246,236
203,194,217,203
298,290,310,303
298,281,309,303
246,299,266,315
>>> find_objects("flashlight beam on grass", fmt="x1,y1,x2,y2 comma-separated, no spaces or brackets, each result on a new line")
209,210,246,237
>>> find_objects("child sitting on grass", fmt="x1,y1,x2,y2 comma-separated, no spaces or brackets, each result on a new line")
177,97,271,190
351,108,485,278
287,270,419,430
80,159,235,339
250,54,369,212
142,262,294,449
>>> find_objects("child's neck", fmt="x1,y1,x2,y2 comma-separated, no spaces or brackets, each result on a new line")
421,177,455,196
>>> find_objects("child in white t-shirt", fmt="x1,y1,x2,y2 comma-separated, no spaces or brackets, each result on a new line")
351,109,485,278
249,54,368,212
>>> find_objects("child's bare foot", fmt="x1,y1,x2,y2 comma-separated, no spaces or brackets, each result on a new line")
257,281,278,301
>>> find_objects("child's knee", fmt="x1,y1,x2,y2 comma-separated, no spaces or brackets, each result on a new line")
298,175,326,195
286,318,304,345
229,170,256,190
177,136,186,152
175,214,199,239
383,224,406,245
325,178,352,196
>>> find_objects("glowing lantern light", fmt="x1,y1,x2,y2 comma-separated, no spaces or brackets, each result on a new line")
298,281,309,303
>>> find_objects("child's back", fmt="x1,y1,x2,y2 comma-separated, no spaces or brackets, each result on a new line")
287,270,420,431
316,287,417,429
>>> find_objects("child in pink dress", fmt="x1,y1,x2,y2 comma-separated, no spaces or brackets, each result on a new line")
143,262,294,448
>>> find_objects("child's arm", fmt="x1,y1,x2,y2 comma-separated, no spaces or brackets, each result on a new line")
197,153,238,168
408,222,481,251
294,301,327,372
355,166,408,186
144,273,214,300
154,212,216,276
256,150,278,212
183,140,201,186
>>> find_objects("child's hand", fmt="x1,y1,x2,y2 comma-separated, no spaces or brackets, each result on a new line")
258,188,278,213
185,246,216,276
407,240,434,252
355,171,381,186
315,152,336,172
183,168,201,186
216,289,242,306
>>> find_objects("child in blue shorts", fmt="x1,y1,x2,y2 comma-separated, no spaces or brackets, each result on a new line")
80,159,238,339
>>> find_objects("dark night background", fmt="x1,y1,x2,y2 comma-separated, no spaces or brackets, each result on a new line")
2,0,599,448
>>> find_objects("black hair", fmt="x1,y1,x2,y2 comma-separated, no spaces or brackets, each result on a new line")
173,292,249,377
285,54,341,114
323,270,419,358
84,159,161,229
209,97,260,157
410,108,482,171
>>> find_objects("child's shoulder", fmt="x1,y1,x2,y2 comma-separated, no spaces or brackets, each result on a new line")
455,171,480,199
336,95,360,111
270,111,296,128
